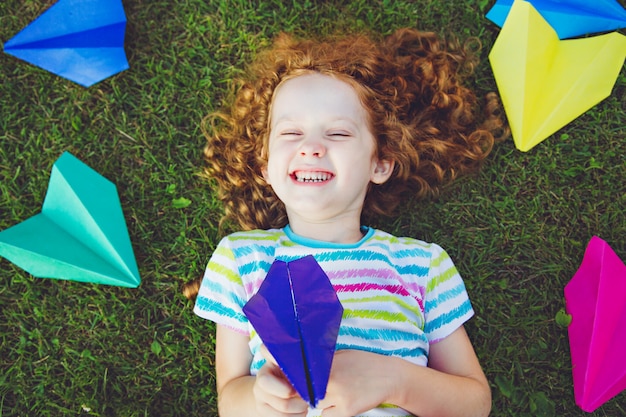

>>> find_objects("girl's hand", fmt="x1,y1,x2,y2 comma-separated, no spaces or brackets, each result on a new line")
253,345,309,417
317,350,396,417
319,327,491,417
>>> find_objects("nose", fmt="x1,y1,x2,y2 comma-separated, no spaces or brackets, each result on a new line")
298,135,326,158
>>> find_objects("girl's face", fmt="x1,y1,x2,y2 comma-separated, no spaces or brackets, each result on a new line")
263,73,393,225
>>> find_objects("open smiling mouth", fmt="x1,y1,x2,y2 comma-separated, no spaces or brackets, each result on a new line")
292,171,335,183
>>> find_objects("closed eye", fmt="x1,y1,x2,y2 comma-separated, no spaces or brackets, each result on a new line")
280,131,302,137
328,131,351,138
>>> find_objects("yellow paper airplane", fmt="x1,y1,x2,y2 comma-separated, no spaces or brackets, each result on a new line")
489,0,626,152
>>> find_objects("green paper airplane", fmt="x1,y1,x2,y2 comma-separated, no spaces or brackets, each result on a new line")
0,152,140,287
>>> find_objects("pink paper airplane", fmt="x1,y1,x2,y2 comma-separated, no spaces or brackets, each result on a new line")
564,236,626,412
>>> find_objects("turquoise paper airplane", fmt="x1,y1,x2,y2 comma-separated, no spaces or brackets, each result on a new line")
2,0,129,87
486,0,626,39
0,152,140,287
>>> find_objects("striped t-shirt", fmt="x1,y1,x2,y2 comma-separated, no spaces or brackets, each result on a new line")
194,225,474,417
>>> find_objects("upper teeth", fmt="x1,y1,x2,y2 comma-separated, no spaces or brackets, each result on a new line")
295,172,332,182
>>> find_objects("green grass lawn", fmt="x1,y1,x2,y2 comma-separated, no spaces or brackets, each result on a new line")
1,0,625,415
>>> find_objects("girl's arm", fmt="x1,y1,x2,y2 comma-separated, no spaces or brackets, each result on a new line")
318,326,491,417
215,325,309,417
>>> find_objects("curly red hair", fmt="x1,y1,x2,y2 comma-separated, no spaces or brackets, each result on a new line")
202,28,506,231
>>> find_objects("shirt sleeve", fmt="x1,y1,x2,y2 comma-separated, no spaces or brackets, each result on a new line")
193,237,249,334
423,244,474,343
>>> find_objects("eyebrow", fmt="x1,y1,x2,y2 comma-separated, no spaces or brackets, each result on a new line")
272,116,361,127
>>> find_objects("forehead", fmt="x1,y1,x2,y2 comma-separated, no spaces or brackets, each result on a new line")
270,73,368,123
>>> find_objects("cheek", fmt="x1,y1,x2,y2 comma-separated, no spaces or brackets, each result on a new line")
263,152,285,185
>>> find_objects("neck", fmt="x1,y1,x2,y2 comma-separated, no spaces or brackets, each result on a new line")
286,213,365,244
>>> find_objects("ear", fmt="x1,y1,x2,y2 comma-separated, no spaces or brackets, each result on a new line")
371,159,394,185
261,166,271,184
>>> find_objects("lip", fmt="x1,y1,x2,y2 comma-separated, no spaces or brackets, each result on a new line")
290,169,335,184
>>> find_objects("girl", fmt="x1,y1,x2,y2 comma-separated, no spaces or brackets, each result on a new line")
185,28,505,417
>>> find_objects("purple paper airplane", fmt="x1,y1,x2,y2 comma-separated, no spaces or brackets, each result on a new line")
243,256,343,407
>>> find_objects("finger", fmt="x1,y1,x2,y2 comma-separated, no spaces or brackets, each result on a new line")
320,406,342,417
256,369,309,415
316,397,330,411
257,361,297,399
317,397,341,417
260,344,279,366
258,400,309,417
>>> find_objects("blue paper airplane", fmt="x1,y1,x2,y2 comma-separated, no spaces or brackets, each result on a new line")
3,0,129,87
486,0,626,39
243,256,343,408
0,152,141,288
